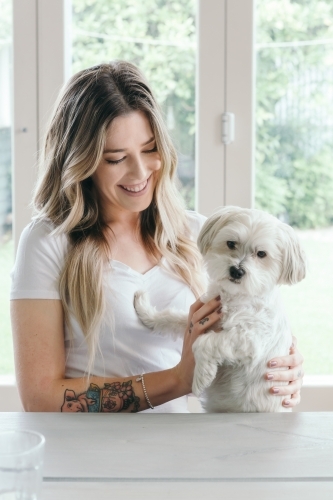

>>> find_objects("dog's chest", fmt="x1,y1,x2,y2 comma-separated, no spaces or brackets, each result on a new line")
222,294,271,326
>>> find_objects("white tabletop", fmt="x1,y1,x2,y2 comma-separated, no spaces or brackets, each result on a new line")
41,481,333,500
1,412,333,499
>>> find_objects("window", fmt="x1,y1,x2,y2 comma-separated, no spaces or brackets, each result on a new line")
0,0,14,379
255,0,333,376
5,0,332,410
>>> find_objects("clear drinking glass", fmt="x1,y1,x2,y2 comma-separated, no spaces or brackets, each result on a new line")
0,430,45,500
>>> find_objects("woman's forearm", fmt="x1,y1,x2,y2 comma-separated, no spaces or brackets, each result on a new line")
23,367,187,412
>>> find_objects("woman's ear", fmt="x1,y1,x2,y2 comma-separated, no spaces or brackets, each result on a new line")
278,223,307,285
197,206,240,256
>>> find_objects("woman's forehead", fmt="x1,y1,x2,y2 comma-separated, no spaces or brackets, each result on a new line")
104,111,154,149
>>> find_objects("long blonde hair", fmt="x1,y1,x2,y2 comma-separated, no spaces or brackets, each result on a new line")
34,61,204,371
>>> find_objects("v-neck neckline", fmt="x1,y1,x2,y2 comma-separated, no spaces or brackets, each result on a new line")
110,258,164,278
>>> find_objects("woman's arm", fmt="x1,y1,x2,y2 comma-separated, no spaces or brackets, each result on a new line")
11,297,222,412
266,336,304,408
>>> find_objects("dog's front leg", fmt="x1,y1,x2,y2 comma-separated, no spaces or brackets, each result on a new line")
134,290,187,339
192,332,221,396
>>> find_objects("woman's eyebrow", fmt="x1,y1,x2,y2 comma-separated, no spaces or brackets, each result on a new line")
141,136,155,146
103,137,155,154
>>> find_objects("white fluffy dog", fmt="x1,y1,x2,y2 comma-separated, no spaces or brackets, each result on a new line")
134,206,306,412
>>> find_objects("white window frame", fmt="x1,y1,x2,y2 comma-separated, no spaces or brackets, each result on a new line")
12,0,67,246
3,0,332,410
197,0,254,215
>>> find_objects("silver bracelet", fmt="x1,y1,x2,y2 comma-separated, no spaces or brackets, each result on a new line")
136,374,154,410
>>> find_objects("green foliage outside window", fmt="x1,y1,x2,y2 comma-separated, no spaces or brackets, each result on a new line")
256,0,333,228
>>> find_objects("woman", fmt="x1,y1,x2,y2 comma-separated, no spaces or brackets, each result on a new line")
10,61,303,413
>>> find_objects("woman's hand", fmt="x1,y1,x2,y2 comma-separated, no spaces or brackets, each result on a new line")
266,336,304,408
174,296,222,394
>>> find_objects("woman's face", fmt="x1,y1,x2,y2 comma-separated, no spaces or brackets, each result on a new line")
92,110,161,221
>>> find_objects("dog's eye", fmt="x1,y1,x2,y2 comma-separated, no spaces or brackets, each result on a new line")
227,241,236,250
257,251,266,258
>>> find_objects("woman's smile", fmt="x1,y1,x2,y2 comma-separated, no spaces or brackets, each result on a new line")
119,175,151,195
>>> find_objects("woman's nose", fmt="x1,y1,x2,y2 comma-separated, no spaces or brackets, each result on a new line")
129,156,147,179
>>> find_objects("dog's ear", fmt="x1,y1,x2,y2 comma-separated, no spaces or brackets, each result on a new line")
198,206,240,255
278,223,307,285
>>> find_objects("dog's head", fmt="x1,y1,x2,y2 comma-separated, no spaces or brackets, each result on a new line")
198,206,306,296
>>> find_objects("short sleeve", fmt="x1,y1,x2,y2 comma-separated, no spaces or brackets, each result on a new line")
185,210,207,242
10,219,68,300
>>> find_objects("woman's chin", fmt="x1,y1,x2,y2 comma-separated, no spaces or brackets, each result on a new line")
117,191,154,213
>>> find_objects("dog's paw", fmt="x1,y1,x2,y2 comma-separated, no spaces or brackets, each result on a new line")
134,290,148,310
133,290,157,329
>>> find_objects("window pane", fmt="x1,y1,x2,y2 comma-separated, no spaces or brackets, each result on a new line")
0,0,14,376
255,0,333,374
71,0,196,209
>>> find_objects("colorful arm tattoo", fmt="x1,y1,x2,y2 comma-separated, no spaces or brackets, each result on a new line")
61,380,140,413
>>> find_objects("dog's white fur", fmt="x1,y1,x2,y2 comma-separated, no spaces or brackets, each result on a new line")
134,206,306,412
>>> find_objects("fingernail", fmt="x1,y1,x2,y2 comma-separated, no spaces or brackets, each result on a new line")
291,342,295,349
266,373,274,380
272,388,279,394
269,361,277,367
216,306,222,314
215,295,220,301
283,400,290,406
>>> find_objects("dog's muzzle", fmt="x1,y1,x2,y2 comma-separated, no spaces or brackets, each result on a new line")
229,266,246,281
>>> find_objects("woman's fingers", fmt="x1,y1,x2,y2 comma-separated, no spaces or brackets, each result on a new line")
269,378,303,396
190,297,220,322
283,390,301,408
268,351,304,369
266,336,304,408
190,309,222,336
188,297,222,336
266,366,304,383
188,298,205,316
268,335,304,369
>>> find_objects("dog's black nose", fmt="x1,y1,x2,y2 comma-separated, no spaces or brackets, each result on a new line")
229,266,246,279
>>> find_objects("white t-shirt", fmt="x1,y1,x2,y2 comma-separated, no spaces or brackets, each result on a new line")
10,210,206,413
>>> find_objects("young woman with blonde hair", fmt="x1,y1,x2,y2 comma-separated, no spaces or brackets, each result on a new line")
10,61,304,412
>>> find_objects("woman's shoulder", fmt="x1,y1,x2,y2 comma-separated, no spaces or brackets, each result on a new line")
11,217,69,300
185,210,207,241
18,217,69,261
22,216,63,239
